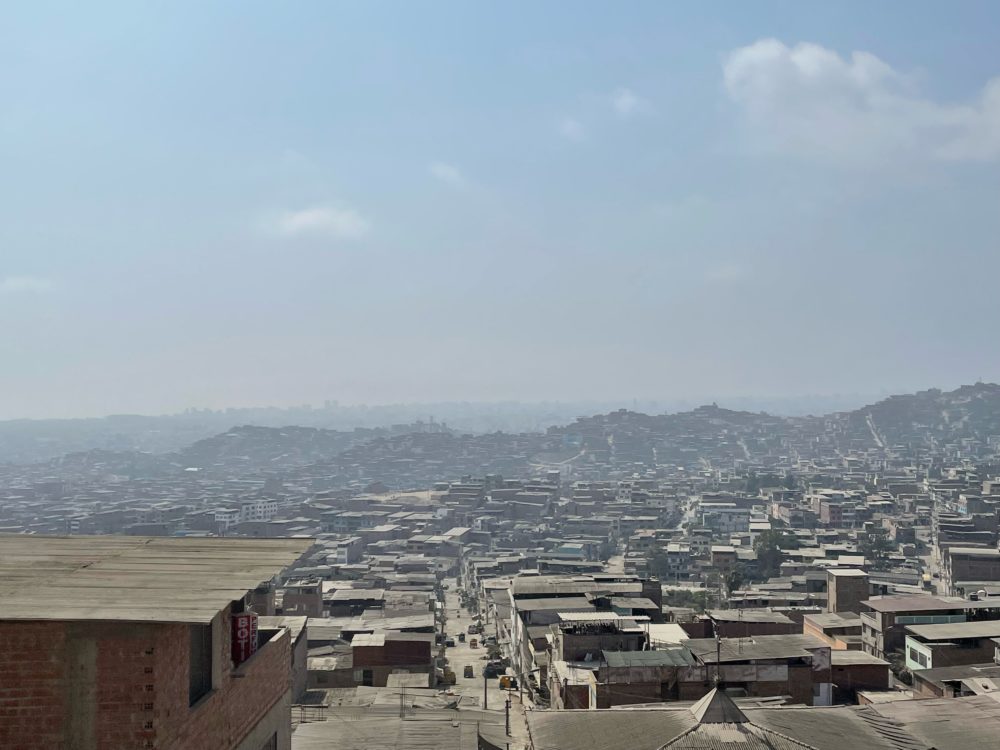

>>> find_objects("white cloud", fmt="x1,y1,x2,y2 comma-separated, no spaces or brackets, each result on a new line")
0,276,55,293
557,117,586,142
428,161,465,187
723,38,1000,164
274,205,369,240
612,88,649,118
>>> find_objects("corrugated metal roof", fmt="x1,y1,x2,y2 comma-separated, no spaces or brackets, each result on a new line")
831,651,889,666
528,710,696,750
863,595,990,613
664,722,817,748
683,634,828,663
603,648,696,667
707,609,795,624
870,692,1000,749
291,715,491,750
528,702,929,750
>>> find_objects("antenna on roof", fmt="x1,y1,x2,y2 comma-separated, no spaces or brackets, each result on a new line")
710,615,722,688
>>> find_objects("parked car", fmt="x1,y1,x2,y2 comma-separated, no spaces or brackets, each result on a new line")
445,637,456,647
483,662,503,678
463,665,474,678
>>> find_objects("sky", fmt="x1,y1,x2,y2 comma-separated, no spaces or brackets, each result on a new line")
3,2,1000,419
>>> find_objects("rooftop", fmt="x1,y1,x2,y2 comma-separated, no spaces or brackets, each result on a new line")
831,650,889,666
602,648,696,668
0,534,314,624
525,695,925,750
684,634,828,663
863,595,998,613
948,547,1000,558
706,609,795,624
803,612,862,629
828,568,868,577
906,620,1000,641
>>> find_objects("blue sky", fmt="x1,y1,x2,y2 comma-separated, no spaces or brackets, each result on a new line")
3,2,1000,418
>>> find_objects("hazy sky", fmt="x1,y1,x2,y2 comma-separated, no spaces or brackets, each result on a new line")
3,2,1000,419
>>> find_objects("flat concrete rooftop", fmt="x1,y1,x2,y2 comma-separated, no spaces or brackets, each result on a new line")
0,534,314,624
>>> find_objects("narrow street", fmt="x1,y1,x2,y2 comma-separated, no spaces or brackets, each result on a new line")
442,577,532,748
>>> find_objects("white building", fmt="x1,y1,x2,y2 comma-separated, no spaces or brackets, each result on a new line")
239,499,279,523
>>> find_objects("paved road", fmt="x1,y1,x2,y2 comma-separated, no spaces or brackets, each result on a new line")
439,577,532,748
442,578,508,710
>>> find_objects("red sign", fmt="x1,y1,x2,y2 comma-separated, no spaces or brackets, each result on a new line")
231,612,258,666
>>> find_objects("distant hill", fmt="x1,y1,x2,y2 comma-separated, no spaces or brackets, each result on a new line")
842,382,1000,449
173,424,391,473
4,384,1000,481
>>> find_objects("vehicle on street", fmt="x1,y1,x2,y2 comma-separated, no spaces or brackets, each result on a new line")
469,638,478,648
458,632,466,642
463,665,474,678
445,637,456,647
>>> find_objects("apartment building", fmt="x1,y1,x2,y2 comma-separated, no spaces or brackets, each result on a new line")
942,547,1000,596
861,594,1000,660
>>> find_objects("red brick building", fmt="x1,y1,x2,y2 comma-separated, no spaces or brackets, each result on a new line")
0,535,313,750
350,631,434,686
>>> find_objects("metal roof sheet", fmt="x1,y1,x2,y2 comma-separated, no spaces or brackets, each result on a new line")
603,648,696,667
906,620,1000,641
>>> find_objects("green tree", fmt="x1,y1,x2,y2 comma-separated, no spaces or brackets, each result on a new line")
725,566,745,596
861,527,894,571
664,588,710,613
649,548,671,580
753,530,796,580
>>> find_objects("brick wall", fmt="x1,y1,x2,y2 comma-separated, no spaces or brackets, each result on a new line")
353,639,431,668
831,663,889,703
0,621,68,750
166,617,291,750
0,609,291,750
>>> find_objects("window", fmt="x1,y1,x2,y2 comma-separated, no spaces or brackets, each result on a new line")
259,734,278,750
189,624,213,706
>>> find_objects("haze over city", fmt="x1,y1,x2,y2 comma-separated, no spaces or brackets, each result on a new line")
4,2,1000,419
8,4,1000,750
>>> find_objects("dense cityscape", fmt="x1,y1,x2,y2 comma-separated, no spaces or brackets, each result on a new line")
6,2,1000,748
4,383,1000,747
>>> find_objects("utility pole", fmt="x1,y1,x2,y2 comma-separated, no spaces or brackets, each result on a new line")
713,617,722,688
484,673,488,710
505,693,511,735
